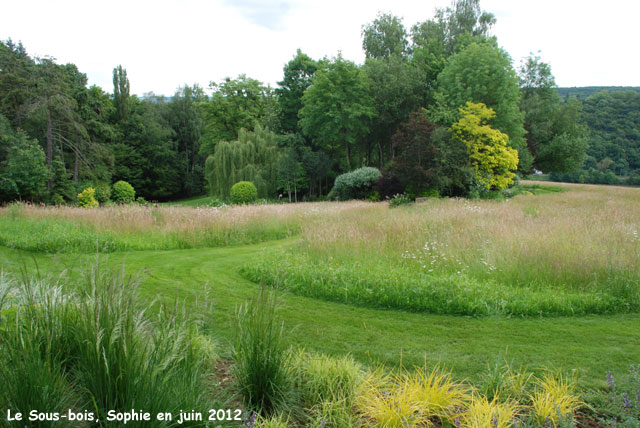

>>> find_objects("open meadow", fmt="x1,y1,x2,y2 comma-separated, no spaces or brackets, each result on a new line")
1,182,639,427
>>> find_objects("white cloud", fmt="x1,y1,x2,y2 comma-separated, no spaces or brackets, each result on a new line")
1,0,638,95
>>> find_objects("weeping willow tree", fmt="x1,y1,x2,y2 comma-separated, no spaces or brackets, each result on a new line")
205,125,279,199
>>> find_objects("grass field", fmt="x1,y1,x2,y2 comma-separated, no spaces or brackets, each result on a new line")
244,182,640,317
1,182,639,426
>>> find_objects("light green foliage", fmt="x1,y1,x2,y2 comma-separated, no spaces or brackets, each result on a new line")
77,187,98,208
111,180,135,204
205,126,279,199
299,55,375,169
292,350,363,427
0,129,50,201
330,167,382,200
462,395,518,428
254,414,291,428
451,102,519,190
530,374,582,425
292,350,362,406
230,181,258,205
436,42,531,171
199,74,277,154
357,367,469,427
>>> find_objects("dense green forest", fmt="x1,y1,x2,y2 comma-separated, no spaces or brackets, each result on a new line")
556,86,640,100
1,0,638,205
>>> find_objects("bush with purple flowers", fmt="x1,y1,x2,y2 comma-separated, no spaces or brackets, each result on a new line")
584,364,640,427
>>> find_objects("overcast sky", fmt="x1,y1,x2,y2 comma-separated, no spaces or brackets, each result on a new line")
2,0,638,96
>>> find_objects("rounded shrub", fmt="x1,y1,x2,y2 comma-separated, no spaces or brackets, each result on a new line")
94,183,112,204
230,181,258,205
331,167,382,201
77,187,98,208
112,180,135,204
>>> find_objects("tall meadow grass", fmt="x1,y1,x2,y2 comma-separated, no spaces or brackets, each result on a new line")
243,183,640,316
0,267,221,427
0,201,370,253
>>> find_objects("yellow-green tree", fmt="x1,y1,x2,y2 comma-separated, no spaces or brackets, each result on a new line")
451,102,518,190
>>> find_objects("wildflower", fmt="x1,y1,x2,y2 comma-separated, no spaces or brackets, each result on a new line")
606,371,616,390
454,416,461,428
623,392,631,409
247,412,257,428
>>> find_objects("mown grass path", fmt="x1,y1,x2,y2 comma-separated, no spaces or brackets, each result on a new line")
1,239,637,388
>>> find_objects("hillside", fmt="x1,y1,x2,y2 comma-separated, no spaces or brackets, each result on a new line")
556,86,640,99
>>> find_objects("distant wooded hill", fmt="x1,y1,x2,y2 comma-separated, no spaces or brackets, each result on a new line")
557,86,640,99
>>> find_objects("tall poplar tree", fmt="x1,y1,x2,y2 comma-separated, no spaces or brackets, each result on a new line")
113,65,130,122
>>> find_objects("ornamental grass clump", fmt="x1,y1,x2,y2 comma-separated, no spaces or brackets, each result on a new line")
0,267,215,428
530,373,582,426
356,367,470,427
405,367,470,423
232,287,292,415
292,350,363,427
461,395,519,428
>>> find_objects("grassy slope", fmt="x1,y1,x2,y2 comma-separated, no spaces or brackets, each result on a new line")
2,240,637,389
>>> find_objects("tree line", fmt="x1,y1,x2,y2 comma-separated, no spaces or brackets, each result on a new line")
1,0,635,204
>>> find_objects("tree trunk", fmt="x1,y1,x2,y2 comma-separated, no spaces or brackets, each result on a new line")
46,108,53,189
287,182,291,202
345,141,351,170
73,151,79,182
46,109,53,167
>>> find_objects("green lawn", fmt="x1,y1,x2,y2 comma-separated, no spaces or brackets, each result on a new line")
159,194,216,207
2,239,636,389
